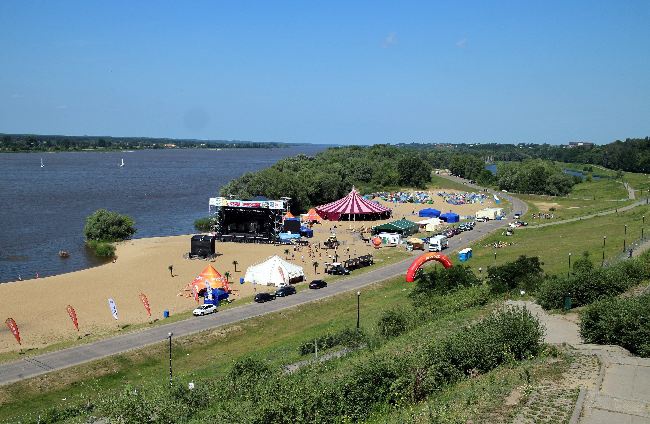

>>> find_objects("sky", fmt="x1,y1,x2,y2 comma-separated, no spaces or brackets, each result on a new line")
1,1,649,145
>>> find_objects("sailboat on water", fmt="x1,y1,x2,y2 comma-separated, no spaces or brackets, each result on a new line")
40,158,44,168
119,158,125,168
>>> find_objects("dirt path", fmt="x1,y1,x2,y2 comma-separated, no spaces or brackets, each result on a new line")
625,182,636,200
507,300,650,423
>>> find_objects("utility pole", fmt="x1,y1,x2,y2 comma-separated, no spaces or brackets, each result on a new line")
168,332,173,386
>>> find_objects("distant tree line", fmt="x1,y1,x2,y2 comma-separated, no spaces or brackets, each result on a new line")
0,133,287,152
434,137,650,174
220,145,433,213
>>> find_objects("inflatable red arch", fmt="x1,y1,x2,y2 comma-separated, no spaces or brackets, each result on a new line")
405,252,453,282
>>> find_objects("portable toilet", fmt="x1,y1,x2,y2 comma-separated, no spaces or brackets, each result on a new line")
458,248,471,262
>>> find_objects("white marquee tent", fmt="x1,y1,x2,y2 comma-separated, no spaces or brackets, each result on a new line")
244,255,305,287
416,217,443,232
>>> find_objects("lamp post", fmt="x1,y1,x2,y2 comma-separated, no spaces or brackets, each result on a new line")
168,332,173,387
494,250,497,264
603,236,607,248
625,224,627,236
356,291,361,331
568,253,572,277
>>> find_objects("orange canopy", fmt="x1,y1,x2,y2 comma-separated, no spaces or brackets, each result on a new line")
284,211,295,219
180,265,226,298
303,208,322,222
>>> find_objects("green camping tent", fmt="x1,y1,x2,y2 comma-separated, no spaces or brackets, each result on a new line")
371,218,419,236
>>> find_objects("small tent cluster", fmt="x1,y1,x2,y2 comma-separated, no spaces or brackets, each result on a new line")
416,217,444,232
244,255,305,287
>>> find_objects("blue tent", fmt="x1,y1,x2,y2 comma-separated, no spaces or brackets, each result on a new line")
440,212,460,223
204,288,229,306
418,208,441,218
300,226,314,238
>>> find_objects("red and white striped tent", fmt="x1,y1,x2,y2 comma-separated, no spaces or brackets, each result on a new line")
315,188,392,221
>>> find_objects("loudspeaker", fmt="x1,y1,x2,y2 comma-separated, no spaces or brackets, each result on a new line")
190,235,216,257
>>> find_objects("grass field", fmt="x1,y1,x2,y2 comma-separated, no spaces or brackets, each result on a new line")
465,204,650,276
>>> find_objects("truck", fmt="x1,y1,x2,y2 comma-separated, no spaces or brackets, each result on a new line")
428,235,449,252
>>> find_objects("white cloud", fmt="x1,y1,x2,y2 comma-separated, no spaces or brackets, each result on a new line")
382,32,397,48
456,38,467,48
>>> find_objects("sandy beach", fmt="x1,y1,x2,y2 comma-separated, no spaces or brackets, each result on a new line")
0,191,497,353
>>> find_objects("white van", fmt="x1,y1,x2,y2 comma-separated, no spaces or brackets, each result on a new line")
428,235,449,252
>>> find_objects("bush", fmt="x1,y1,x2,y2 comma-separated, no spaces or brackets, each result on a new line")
580,293,650,357
537,257,648,310
194,216,215,232
298,328,366,355
487,255,544,294
377,308,410,339
83,209,136,242
410,265,480,302
87,240,116,257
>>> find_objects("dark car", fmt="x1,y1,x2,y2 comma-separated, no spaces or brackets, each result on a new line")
254,292,275,303
309,280,328,289
275,285,296,297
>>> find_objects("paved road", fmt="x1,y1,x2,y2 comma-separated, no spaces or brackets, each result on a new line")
0,178,525,386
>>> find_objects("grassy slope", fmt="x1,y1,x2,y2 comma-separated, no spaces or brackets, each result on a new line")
467,205,649,275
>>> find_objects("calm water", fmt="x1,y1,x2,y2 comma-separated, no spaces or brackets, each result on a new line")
0,146,326,283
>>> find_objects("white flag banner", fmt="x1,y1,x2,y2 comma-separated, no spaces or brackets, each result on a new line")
108,298,119,320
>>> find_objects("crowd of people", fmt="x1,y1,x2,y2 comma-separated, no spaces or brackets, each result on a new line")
531,213,555,219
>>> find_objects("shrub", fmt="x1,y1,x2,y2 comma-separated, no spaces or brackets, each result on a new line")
377,308,410,339
580,293,650,357
298,328,366,355
228,357,273,398
537,257,648,310
194,216,215,232
487,255,544,294
83,209,136,242
410,264,480,302
87,240,116,257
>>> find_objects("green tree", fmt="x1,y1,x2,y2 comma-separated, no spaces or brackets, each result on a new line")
83,209,136,242
487,255,544,294
396,154,432,188
194,216,215,232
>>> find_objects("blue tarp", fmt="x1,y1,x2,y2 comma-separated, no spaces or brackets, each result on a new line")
440,212,460,223
418,208,441,217
300,226,314,238
279,232,301,241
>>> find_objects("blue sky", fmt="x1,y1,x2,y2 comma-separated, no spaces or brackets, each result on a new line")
1,1,648,145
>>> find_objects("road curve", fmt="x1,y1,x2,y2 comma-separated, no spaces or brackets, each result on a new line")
0,178,526,386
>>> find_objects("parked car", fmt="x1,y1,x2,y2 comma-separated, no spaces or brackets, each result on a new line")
192,304,217,316
326,263,350,275
275,285,297,297
513,212,522,219
254,292,276,303
476,217,487,222
309,279,328,289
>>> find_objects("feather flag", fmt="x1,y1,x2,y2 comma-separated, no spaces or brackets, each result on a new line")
5,318,21,345
108,298,119,320
139,293,151,317
66,305,79,331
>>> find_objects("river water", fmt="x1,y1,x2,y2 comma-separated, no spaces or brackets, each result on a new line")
0,146,326,283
